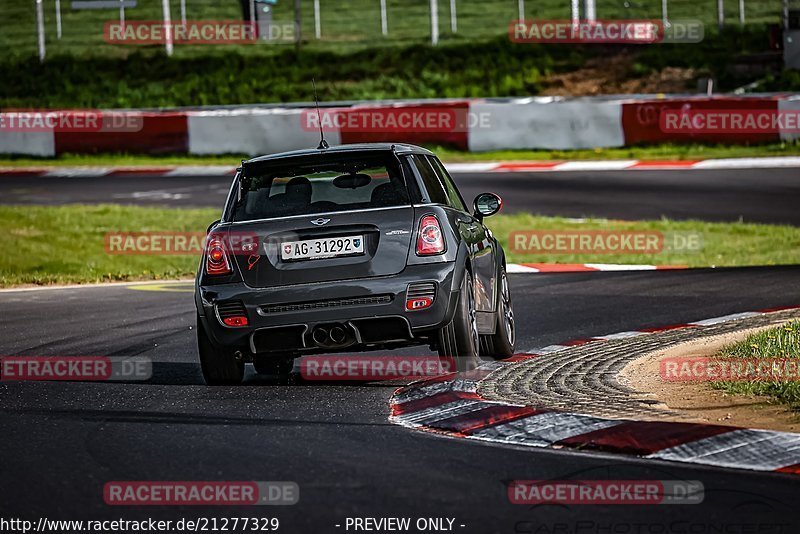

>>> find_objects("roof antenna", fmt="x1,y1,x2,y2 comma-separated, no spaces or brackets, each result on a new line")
312,78,329,150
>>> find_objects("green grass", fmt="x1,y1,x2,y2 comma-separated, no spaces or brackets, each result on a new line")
0,205,798,287
486,214,800,267
0,26,790,109
712,321,800,409
1,0,787,59
0,205,217,286
433,142,800,162
1,142,798,168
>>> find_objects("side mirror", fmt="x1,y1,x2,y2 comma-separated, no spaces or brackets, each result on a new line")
473,192,502,219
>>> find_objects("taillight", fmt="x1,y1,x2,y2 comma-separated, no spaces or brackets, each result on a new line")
416,215,445,255
222,316,248,327
206,234,232,276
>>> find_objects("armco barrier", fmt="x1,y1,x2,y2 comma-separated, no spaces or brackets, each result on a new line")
468,99,625,151
337,101,470,151
55,112,188,155
621,96,781,145
0,130,54,157
779,95,800,143
1,94,797,156
187,108,342,155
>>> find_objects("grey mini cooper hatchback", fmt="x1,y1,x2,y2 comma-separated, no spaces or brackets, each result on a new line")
195,143,515,384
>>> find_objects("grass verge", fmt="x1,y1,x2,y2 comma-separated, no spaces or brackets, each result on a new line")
1,28,790,108
712,321,800,409
1,206,798,287
1,142,799,168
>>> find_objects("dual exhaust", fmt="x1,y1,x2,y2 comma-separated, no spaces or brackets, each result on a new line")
311,323,352,348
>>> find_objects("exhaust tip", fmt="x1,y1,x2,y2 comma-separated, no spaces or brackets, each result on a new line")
312,327,329,346
329,326,347,344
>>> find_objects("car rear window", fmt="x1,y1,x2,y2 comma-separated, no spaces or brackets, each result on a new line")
233,154,410,221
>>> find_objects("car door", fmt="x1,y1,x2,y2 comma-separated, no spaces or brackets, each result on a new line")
425,155,496,313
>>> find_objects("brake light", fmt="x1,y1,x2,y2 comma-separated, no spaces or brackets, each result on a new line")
416,215,445,255
406,297,433,311
206,234,232,275
222,316,248,327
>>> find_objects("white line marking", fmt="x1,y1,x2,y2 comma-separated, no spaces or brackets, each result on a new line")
470,412,622,446
164,166,236,176
552,160,638,171
0,279,193,293
584,263,658,271
688,312,762,326
506,264,540,273
649,429,800,470
692,157,800,169
444,163,501,173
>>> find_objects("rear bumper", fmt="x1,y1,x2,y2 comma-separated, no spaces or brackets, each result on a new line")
196,261,462,353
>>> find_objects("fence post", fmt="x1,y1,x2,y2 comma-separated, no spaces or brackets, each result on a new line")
430,0,439,45
784,0,789,29
119,0,125,31
161,0,173,56
294,0,301,49
35,0,45,62
571,0,579,25
662,0,668,27
55,0,62,39
249,0,255,34
717,0,724,29
380,0,388,35
584,0,595,22
450,0,457,32
738,0,744,24
180,0,186,25
518,0,524,22
314,0,320,38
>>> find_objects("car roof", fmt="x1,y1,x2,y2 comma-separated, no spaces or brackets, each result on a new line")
243,143,434,167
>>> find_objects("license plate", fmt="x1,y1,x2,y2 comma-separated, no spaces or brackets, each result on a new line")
281,235,365,261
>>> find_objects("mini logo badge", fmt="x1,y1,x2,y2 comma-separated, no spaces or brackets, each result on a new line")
310,218,331,226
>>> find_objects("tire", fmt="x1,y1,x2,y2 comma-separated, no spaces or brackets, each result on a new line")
437,270,481,372
479,267,515,360
197,315,244,385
